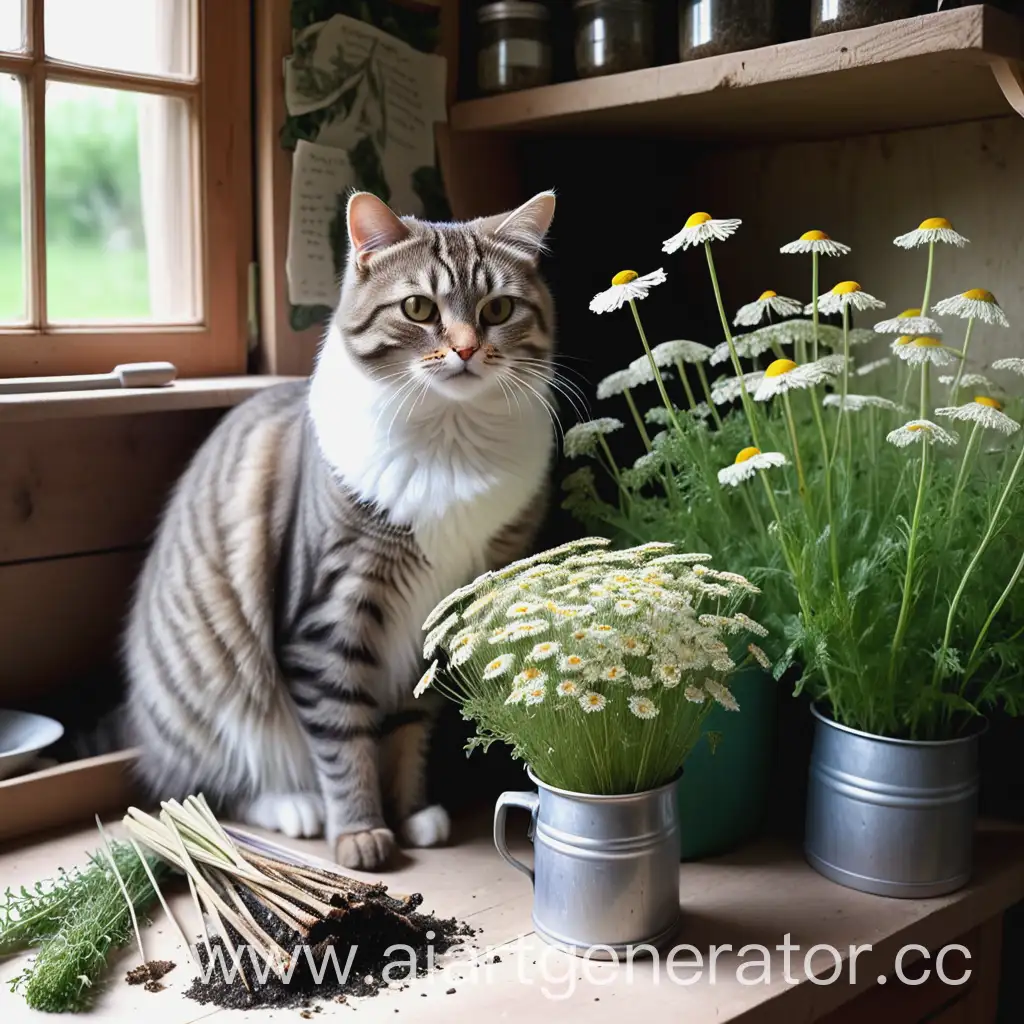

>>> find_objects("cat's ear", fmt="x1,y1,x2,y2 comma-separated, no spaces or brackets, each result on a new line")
347,192,410,265
480,190,556,261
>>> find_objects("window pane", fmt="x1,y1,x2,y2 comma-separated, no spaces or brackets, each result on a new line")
0,75,24,324
0,0,24,53
46,81,196,324
45,0,193,78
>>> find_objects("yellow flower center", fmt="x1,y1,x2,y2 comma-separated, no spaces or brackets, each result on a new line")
975,396,1002,410
735,446,762,464
918,217,952,230
898,308,922,318
612,270,638,286
896,335,913,345
522,667,542,680
912,336,941,347
758,289,778,300
800,230,829,241
765,358,798,378
832,281,862,295
907,424,927,433
963,288,995,302
684,212,712,228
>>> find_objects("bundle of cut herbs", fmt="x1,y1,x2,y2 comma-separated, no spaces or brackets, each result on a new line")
2,796,470,1013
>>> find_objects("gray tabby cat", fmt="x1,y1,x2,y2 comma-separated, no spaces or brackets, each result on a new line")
124,191,557,870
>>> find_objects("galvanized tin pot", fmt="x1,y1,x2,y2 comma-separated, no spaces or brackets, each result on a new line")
805,704,983,899
494,770,681,957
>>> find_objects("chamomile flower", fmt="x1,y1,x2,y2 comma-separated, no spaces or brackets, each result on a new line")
558,653,586,674
712,656,736,673
579,691,607,713
748,644,772,670
992,358,1024,377
856,356,892,377
589,269,667,314
933,289,1009,327
630,676,655,691
656,663,682,687
588,623,617,639
601,665,629,682
596,368,642,399
528,641,561,662
507,602,543,619
734,290,803,327
563,418,624,459
556,679,580,698
488,625,511,644
711,371,765,405
483,653,515,679
894,217,969,249
935,397,1019,436
710,325,787,366
808,281,886,316
717,446,788,488
509,619,549,640
413,660,437,698
628,694,659,720
614,599,640,616
514,667,548,689
705,680,740,712
822,393,900,413
627,354,676,386
524,684,547,706
873,309,943,336
505,687,525,706
650,339,714,365
780,229,851,257
886,420,959,448
450,630,479,666
684,685,706,704
938,373,993,390
753,357,840,401
662,212,742,253
423,612,458,659
617,635,649,656
891,336,958,367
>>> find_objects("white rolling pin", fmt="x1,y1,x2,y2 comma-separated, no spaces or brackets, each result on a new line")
0,361,178,395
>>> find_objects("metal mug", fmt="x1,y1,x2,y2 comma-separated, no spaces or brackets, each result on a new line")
494,770,681,957
805,704,984,899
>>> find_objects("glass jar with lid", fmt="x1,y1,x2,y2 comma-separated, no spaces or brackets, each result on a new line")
573,0,655,79
679,0,780,61
477,1,553,96
811,0,917,36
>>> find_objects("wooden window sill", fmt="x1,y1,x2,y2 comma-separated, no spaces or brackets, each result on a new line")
0,375,305,424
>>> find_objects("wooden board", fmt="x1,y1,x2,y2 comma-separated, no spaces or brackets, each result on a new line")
0,411,219,564
0,749,140,843
451,5,1024,141
0,549,144,699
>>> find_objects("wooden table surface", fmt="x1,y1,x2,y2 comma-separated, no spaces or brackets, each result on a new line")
1,815,1022,1023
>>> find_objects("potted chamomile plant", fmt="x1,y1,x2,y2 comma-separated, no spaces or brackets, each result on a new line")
415,537,771,954
564,211,1024,898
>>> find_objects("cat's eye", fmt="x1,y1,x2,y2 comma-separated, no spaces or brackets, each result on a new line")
401,296,437,323
480,296,514,326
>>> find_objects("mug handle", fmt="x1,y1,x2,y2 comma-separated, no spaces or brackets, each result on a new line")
493,790,539,885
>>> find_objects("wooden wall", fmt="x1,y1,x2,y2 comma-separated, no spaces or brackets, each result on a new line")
0,410,220,704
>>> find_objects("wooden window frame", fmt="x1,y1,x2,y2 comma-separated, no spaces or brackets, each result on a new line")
0,0,252,379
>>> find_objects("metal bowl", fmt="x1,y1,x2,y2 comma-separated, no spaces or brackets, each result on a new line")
0,710,64,781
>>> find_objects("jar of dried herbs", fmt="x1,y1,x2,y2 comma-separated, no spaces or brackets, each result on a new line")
477,2,553,95
679,0,780,61
573,0,655,79
811,0,917,36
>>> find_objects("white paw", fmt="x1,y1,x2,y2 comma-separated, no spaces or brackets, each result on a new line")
400,804,450,848
240,793,325,839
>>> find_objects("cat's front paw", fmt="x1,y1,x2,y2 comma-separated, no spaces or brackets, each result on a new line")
334,827,396,870
400,805,450,848
240,793,325,839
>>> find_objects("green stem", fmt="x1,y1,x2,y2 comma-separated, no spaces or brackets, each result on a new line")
695,361,724,428
921,241,936,317
629,299,684,436
830,303,852,466
949,318,976,406
739,485,767,537
965,549,1024,682
920,362,930,420
622,387,652,451
810,388,842,597
948,421,980,523
810,250,820,364
781,390,812,522
705,241,762,448
933,441,1024,688
598,434,628,513
890,438,931,684
674,358,698,411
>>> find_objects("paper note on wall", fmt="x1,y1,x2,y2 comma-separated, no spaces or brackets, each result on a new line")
285,140,354,308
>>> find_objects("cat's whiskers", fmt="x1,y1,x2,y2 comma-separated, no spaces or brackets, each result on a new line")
514,361,590,423
500,368,563,443
371,373,422,435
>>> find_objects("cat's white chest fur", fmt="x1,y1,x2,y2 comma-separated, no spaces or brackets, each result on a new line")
309,335,551,694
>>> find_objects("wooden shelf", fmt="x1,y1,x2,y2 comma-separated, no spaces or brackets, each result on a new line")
451,5,1024,141
0,374,305,424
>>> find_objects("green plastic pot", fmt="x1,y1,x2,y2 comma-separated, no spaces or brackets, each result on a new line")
677,668,777,860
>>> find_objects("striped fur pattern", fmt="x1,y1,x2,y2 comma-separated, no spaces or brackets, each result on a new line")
125,192,558,869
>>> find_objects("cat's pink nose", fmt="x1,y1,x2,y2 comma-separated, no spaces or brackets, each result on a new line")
447,323,479,361
455,345,477,361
